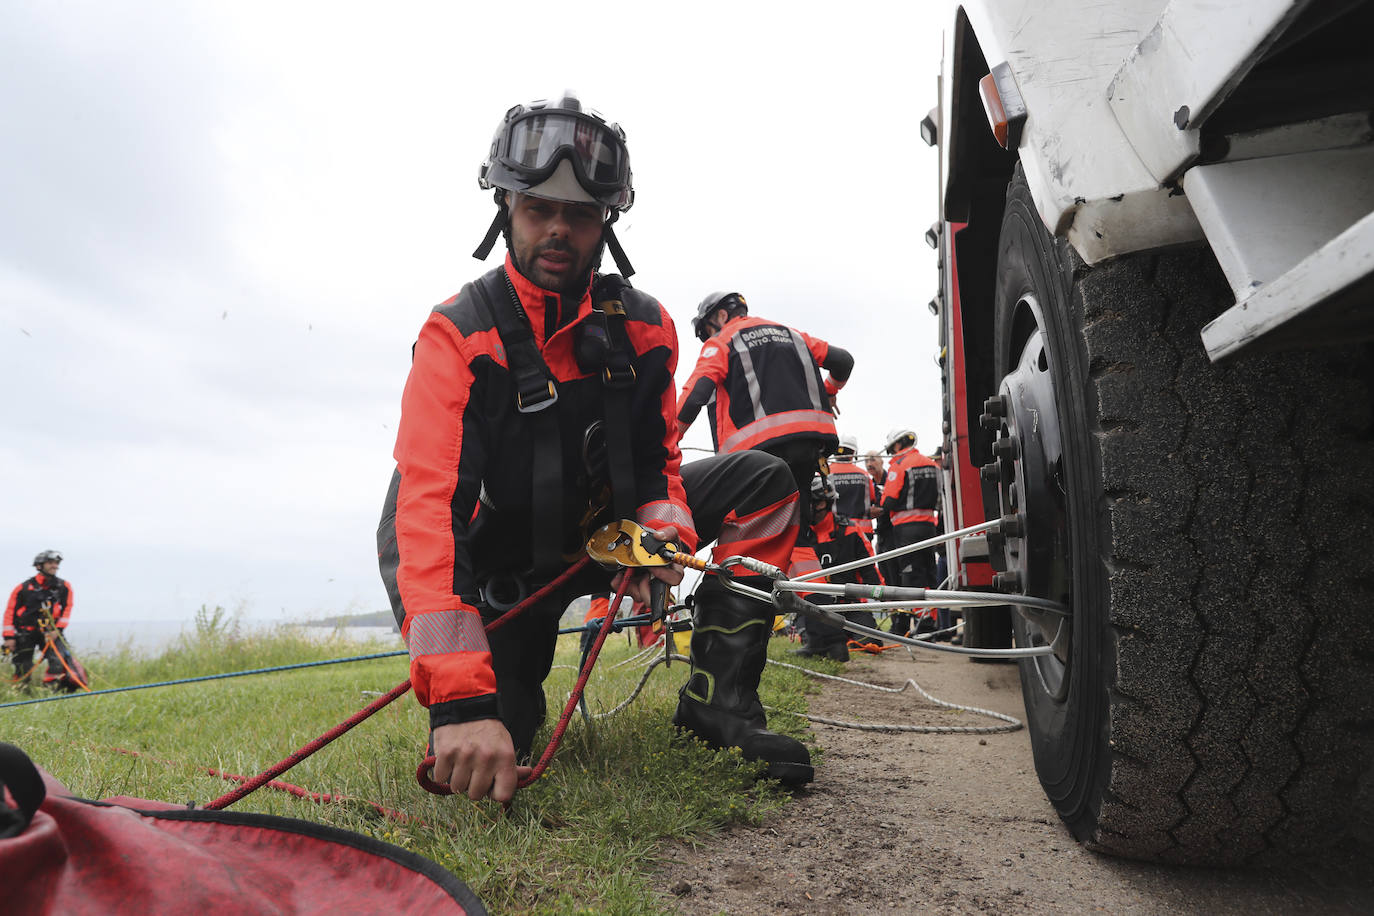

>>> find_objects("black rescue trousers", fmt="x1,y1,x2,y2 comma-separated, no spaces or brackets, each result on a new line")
887,520,938,637
759,438,828,548
472,450,804,769
9,630,78,690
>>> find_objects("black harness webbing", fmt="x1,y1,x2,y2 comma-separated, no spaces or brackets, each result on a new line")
590,275,638,523
474,272,564,577
472,270,643,579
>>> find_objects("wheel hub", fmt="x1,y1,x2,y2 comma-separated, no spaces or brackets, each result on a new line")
981,298,1073,692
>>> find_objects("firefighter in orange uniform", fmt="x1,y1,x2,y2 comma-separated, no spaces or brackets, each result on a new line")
676,292,853,540
378,95,812,803
880,429,941,638
794,478,886,659
829,435,879,539
4,550,80,690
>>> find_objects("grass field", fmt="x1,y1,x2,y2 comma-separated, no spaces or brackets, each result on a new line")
2,607,823,914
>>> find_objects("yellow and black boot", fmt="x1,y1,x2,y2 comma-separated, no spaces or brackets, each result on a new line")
672,580,813,786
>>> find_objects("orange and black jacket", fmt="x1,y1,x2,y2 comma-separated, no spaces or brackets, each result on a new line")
829,459,877,535
4,574,72,637
814,511,884,587
379,256,697,729
882,447,940,526
677,315,851,454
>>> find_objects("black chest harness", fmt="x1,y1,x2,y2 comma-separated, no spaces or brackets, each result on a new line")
471,270,639,579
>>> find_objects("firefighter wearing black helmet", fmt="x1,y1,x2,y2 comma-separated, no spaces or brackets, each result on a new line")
4,550,82,690
678,290,855,543
378,94,814,804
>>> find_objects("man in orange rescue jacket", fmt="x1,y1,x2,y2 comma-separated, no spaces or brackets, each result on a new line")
378,95,812,803
677,293,852,510
881,429,941,638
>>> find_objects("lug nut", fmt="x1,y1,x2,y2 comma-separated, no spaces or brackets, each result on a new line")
992,435,1020,459
983,395,1007,417
980,461,999,482
993,571,1022,592
979,411,1000,431
1001,513,1025,538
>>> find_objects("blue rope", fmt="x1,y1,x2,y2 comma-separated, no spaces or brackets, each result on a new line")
0,650,408,710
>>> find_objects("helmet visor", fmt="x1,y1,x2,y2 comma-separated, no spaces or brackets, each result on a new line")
503,111,628,192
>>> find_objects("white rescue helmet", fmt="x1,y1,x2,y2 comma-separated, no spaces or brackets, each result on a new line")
884,428,916,454
835,435,859,458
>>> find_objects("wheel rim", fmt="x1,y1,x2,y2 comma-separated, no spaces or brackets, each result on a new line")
990,294,1073,700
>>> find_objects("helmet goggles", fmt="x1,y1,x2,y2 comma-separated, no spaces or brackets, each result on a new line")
494,108,630,208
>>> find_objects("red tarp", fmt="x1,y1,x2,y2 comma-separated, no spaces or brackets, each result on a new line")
1,743,485,915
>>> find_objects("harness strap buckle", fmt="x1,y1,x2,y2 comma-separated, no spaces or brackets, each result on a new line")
517,379,559,413
602,364,636,388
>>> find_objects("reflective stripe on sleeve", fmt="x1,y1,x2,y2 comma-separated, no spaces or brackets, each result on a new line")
406,608,491,658
637,500,698,551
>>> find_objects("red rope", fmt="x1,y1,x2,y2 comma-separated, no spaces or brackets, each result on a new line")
207,556,595,811
100,745,420,825
204,679,414,810
48,632,90,691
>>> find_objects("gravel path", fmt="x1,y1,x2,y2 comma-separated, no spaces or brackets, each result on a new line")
657,646,1374,914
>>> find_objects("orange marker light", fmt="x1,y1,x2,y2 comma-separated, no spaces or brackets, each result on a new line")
979,72,1009,148
979,62,1027,150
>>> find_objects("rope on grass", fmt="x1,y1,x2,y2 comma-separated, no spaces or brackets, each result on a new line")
205,678,415,810
90,743,422,825
0,651,409,710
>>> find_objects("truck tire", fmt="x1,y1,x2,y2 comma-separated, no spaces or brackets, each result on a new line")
986,167,1374,865
961,605,1012,656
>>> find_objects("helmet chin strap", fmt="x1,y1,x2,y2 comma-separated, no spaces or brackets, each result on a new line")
474,194,635,280
472,190,508,260
602,216,634,278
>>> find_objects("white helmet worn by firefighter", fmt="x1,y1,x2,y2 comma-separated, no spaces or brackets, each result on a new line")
835,434,859,458
472,92,637,276
885,428,916,454
691,291,748,342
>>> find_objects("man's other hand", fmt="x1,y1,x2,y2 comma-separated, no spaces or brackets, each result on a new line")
611,526,685,607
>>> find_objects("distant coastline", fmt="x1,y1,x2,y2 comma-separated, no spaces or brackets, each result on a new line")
302,610,398,630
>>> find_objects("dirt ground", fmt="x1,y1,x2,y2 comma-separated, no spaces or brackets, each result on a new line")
656,646,1374,915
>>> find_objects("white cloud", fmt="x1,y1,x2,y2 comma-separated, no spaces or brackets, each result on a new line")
2,0,949,627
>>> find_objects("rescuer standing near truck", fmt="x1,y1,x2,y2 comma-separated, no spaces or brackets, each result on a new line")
881,429,941,638
796,477,885,659
378,94,814,803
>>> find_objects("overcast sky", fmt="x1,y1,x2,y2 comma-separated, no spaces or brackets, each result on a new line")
1,1,948,630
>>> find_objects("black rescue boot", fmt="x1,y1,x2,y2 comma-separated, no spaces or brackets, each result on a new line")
673,580,814,786
792,640,850,662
